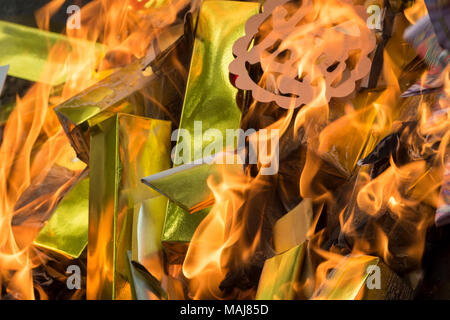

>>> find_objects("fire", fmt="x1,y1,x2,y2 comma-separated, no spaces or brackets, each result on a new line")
404,0,428,25
0,0,447,300
0,0,186,299
183,0,379,298
183,0,448,300
183,166,251,299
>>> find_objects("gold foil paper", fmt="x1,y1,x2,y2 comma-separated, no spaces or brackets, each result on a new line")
55,24,185,163
319,101,380,178
313,255,413,300
255,243,305,300
162,0,260,262
131,196,168,262
142,162,216,213
313,255,378,300
142,159,243,213
273,199,313,254
87,113,171,300
33,176,89,259
127,251,168,300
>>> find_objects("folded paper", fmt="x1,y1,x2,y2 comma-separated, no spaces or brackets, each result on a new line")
402,15,450,97
344,2,416,91
127,251,168,300
55,24,185,163
255,243,305,300
319,98,381,177
142,157,242,213
0,20,105,85
87,113,171,300
33,176,89,259
132,196,168,262
313,255,413,300
161,0,260,262
273,199,313,254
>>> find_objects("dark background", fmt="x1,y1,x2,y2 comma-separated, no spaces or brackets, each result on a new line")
0,0,91,32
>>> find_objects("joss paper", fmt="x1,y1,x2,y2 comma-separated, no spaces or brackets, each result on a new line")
0,20,105,85
87,113,171,299
161,0,260,261
33,176,89,259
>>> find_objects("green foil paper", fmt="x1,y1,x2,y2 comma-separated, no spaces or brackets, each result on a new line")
142,159,243,213
33,176,89,259
0,20,105,85
142,162,217,212
162,0,260,263
87,113,171,300
255,243,305,300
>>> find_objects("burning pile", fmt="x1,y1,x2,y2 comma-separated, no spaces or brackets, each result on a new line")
0,0,448,300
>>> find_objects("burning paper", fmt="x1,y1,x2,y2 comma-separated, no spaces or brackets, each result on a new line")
33,176,89,259
273,199,313,254
313,255,413,300
256,243,305,300
142,159,243,213
54,23,184,163
0,20,106,85
87,113,171,299
161,0,259,263
1,0,449,302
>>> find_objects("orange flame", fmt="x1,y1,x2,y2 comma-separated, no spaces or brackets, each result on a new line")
1,0,447,300
183,166,251,299
182,0,448,300
0,0,187,299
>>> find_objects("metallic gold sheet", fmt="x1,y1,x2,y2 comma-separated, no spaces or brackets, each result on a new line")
87,113,171,300
33,176,89,259
255,243,305,300
142,160,242,213
0,20,105,85
162,0,260,262
320,101,380,178
142,162,216,213
313,255,379,300
55,24,185,163
313,255,413,300
172,1,260,163
131,196,168,262
127,251,167,300
273,199,312,254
